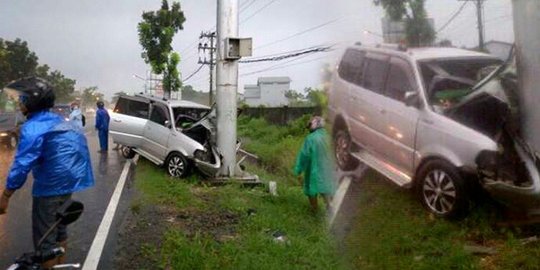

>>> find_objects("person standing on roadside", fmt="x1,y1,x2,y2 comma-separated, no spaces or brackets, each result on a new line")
69,101,83,128
294,116,336,214
95,100,110,153
0,77,94,269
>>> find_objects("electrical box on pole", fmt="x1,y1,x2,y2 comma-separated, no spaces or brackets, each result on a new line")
224,38,253,60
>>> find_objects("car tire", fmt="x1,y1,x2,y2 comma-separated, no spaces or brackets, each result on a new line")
416,160,469,219
334,129,359,171
121,146,136,159
166,152,190,178
7,134,18,150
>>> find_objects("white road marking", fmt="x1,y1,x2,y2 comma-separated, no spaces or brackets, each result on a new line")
329,176,352,226
82,155,139,270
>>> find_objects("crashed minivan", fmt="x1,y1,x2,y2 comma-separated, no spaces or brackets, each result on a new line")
329,44,540,218
110,94,221,178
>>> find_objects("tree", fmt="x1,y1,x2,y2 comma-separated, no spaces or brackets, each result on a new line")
0,38,39,87
285,90,305,102
34,64,76,102
138,0,186,98
81,86,104,108
305,87,328,108
111,91,128,105
373,0,435,47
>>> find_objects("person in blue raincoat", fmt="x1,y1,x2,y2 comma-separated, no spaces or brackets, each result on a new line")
95,100,110,153
0,77,94,268
294,116,336,213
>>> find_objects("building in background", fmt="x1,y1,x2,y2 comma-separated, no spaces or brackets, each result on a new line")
243,77,290,107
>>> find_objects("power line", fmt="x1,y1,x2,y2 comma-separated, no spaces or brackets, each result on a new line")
239,46,333,63
240,0,280,25
437,1,469,33
241,55,330,77
183,64,205,82
256,18,341,50
240,0,259,14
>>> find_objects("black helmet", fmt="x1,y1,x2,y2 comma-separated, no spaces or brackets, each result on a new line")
3,77,55,114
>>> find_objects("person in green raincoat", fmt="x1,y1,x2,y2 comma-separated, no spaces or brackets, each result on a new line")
294,116,336,213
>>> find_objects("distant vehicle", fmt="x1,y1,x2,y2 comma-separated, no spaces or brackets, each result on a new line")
0,112,24,149
110,94,221,178
329,44,540,218
51,104,71,121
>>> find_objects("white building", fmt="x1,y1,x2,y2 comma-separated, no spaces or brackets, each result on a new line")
243,77,290,107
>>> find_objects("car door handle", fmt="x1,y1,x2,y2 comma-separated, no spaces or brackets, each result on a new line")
379,109,386,114
113,119,122,123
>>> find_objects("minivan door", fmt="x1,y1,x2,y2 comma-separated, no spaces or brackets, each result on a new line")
110,97,150,148
348,53,391,154
142,103,172,161
379,57,421,175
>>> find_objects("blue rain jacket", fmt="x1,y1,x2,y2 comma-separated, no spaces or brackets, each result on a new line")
95,108,109,131
5,110,95,197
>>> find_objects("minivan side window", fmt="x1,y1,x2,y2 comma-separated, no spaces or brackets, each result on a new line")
386,57,416,102
338,49,365,85
363,56,389,94
150,105,170,127
114,97,149,119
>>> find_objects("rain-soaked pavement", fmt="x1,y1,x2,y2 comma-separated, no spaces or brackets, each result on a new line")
0,117,135,269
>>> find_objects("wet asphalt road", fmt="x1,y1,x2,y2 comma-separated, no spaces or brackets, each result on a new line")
0,116,134,269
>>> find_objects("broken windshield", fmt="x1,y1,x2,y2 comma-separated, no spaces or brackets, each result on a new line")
173,107,210,129
419,58,503,109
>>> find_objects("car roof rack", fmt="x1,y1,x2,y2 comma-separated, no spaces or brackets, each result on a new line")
375,43,408,52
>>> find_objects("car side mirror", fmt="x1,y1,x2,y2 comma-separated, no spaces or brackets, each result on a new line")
164,120,171,128
404,91,420,107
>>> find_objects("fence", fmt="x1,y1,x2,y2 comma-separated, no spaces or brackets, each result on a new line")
240,106,322,125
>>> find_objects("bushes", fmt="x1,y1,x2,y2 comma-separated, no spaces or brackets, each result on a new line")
238,115,311,183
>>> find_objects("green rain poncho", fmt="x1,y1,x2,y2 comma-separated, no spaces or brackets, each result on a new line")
293,128,336,197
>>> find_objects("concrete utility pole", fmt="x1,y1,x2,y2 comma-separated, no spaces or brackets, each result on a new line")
198,31,217,105
459,0,486,50
216,0,239,177
512,0,540,155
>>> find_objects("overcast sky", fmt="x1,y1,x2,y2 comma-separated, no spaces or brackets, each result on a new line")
0,0,514,100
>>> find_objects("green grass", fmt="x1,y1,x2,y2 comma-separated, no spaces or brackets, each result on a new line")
130,115,343,270
344,170,540,270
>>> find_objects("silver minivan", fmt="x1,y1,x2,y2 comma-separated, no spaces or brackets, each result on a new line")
329,44,540,218
110,94,221,178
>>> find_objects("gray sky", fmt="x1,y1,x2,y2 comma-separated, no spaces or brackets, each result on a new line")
0,0,514,100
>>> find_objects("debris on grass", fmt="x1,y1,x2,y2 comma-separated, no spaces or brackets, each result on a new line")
464,244,498,255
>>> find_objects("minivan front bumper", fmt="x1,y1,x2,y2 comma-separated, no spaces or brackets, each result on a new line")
480,140,540,210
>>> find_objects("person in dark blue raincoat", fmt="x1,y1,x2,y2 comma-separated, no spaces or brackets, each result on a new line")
0,77,94,268
95,101,110,153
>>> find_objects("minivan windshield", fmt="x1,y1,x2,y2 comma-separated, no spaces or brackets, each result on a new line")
173,107,210,129
419,58,503,109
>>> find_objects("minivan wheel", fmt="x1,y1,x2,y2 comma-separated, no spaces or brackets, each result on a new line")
417,160,469,219
166,153,190,178
334,129,359,171
8,135,18,149
121,146,136,159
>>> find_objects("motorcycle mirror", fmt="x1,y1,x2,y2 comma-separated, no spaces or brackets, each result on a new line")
56,200,84,226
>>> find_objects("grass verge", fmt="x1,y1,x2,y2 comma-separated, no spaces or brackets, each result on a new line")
344,170,540,270
118,116,343,270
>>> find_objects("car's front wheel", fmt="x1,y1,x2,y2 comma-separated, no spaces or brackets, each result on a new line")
166,152,190,178
121,146,136,159
417,160,469,219
334,129,359,171
7,135,18,149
